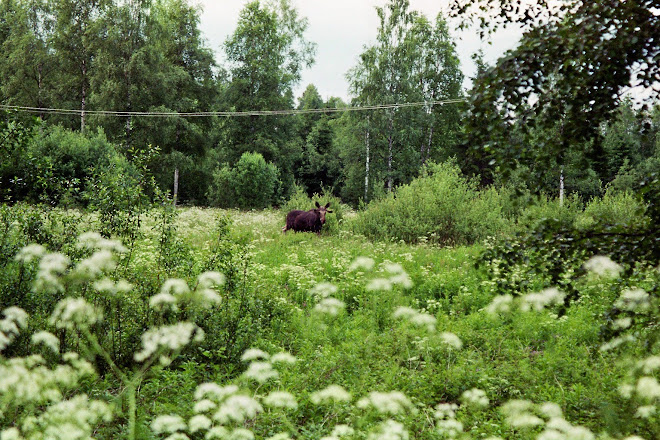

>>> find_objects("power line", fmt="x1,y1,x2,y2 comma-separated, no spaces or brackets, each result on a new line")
0,98,466,118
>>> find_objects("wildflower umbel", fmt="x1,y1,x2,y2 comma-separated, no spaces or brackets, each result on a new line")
583,255,623,278
310,385,352,404
357,391,416,415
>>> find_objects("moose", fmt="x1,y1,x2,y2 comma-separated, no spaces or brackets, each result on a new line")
283,202,332,235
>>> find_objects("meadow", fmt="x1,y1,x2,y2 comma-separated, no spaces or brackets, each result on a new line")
1,195,658,440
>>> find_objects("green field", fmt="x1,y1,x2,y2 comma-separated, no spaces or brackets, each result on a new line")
1,205,658,440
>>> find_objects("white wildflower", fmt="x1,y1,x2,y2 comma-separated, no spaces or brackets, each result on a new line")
331,425,354,438
434,403,459,420
564,426,595,440
194,399,217,413
635,405,656,418
349,256,375,272
600,334,635,352
613,317,632,329
197,271,225,288
583,255,623,278
460,388,489,409
195,383,238,401
241,348,270,362
366,278,392,291
270,352,296,365
0,427,22,440
439,332,463,350
368,419,408,440
537,430,564,440
93,278,133,295
508,413,544,428
392,307,418,320
242,361,279,383
189,414,212,433
263,391,298,409
436,419,463,438
74,250,116,278
34,253,70,292
76,232,127,253
50,298,101,330
410,313,436,332
149,293,178,311
637,356,660,374
619,384,634,399
310,385,352,404
213,395,262,424
539,402,563,419
357,391,415,415
501,400,543,428
229,428,255,440
622,437,646,440
521,288,565,312
15,243,46,263
134,323,203,363
615,289,651,312
160,279,191,297
636,376,660,400
310,282,338,299
152,415,186,434
485,294,514,315
205,426,230,440
315,298,345,316
390,272,413,289
31,331,59,353
4,307,28,330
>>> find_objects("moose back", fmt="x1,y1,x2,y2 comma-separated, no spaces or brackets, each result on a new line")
283,202,332,235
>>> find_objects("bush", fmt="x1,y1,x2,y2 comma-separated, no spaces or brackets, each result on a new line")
207,152,279,209
576,187,649,230
349,161,514,245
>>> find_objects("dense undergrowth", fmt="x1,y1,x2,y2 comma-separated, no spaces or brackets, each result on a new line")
0,197,658,440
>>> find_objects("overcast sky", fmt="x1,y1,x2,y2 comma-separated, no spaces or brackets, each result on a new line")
195,0,522,103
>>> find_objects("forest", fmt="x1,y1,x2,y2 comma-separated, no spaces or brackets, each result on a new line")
1,0,659,439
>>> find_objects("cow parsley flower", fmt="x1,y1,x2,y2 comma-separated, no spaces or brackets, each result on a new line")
195,383,238,401
439,332,462,350
501,400,543,428
436,419,463,439
73,250,116,279
636,376,660,400
315,298,345,316
461,388,489,409
134,323,203,363
270,352,296,365
243,361,279,383
160,279,191,297
366,278,392,291
241,348,270,362
520,288,565,312
15,244,46,263
357,391,415,415
152,415,186,434
583,255,623,278
349,256,375,272
637,356,660,374
50,298,101,331
485,294,514,315
76,232,127,253
213,395,263,424
310,282,338,299
615,289,651,312
435,403,459,420
368,419,408,440
188,414,212,433
193,399,217,413
263,391,298,409
206,427,230,440
229,428,255,440
31,331,60,354
310,385,352,404
266,433,291,440
635,405,656,418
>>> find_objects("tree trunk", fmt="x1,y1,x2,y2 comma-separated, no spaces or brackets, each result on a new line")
173,166,179,206
387,115,394,193
364,124,370,202
80,58,87,132
559,167,565,207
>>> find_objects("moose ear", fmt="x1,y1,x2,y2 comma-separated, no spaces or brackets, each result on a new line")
315,201,321,208
326,210,333,213
325,202,331,208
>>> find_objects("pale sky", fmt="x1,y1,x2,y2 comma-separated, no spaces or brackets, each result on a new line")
195,0,522,102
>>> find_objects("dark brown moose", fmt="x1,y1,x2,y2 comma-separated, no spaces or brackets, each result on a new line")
283,202,332,235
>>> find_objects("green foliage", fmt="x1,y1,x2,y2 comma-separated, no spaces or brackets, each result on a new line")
208,152,279,209
350,161,514,245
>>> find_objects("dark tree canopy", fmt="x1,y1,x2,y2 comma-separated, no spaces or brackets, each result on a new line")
449,0,659,183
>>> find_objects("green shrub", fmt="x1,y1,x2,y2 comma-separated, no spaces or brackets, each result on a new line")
576,187,649,230
349,161,514,245
516,193,583,231
207,152,279,209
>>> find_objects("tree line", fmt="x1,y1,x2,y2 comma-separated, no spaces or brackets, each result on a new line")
1,0,658,209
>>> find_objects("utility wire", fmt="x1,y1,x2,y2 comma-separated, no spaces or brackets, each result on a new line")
0,98,466,118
